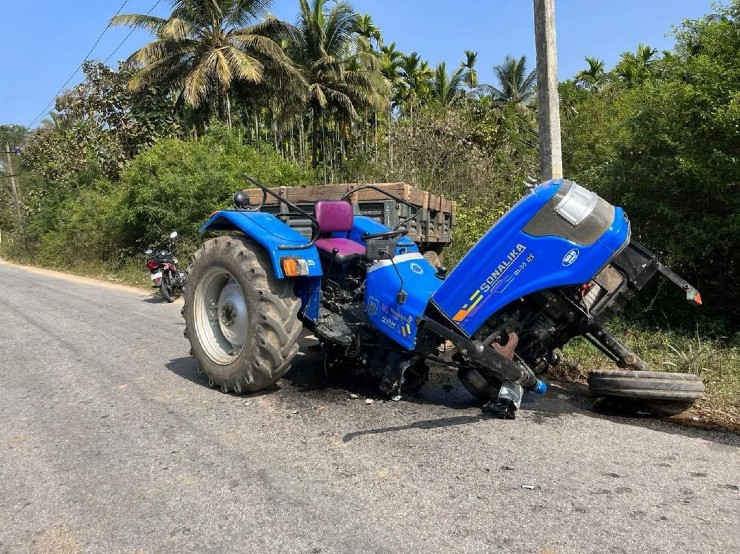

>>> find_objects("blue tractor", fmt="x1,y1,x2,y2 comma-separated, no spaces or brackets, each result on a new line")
182,176,704,418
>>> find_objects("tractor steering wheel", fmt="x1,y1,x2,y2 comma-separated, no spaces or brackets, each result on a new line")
362,228,408,241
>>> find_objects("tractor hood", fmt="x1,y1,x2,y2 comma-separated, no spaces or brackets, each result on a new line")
431,179,631,337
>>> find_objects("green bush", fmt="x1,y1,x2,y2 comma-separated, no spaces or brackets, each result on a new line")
562,3,740,332
118,125,316,249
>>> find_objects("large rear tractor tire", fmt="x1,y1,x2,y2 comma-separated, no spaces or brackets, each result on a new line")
588,370,704,402
183,236,303,393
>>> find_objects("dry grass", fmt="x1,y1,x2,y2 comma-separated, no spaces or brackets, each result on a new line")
554,322,740,428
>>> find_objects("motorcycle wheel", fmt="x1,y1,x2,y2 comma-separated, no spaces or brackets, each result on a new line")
159,271,177,303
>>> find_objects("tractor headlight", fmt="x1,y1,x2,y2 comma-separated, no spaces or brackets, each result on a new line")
555,183,599,226
281,257,310,277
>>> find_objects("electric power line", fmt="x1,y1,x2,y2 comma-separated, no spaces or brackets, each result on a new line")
104,0,164,65
25,0,131,129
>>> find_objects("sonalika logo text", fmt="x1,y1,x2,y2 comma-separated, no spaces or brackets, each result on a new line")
479,243,527,293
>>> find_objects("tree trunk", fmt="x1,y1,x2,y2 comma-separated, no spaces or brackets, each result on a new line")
217,86,228,123
374,112,378,164
311,108,320,168
388,102,393,171
226,93,232,129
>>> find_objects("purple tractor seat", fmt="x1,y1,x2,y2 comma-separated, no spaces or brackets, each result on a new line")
314,200,365,262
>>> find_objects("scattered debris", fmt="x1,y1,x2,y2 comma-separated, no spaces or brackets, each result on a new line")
349,393,359,399
291,409,299,414
243,400,251,406
365,399,374,405
521,484,536,490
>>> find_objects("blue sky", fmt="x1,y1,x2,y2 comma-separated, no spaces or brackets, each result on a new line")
0,0,719,127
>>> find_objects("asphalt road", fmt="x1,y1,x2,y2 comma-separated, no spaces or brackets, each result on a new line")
0,260,738,554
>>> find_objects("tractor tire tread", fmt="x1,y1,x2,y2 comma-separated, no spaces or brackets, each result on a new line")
183,235,302,393
588,369,704,401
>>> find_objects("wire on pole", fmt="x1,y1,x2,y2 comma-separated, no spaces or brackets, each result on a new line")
25,0,132,129
104,0,164,65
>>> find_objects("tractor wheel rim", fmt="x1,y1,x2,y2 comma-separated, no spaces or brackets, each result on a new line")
217,280,248,349
193,267,248,365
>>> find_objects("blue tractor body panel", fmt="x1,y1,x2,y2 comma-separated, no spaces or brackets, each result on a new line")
364,253,442,349
201,180,630,346
200,210,323,279
431,180,631,336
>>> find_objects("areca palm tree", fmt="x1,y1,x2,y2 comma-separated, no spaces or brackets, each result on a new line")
461,50,479,91
290,0,389,167
399,52,432,117
380,42,403,167
615,43,658,87
112,0,302,124
480,55,536,107
575,56,606,90
430,62,466,107
356,13,383,51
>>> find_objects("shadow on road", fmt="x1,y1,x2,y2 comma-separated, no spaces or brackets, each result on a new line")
142,294,166,304
164,345,739,446
166,356,204,386
343,413,485,442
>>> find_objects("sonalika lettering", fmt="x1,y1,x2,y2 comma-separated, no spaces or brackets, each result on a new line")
479,244,527,293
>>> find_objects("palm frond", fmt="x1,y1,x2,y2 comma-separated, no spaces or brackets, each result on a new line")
222,46,263,83
110,14,168,33
183,57,213,107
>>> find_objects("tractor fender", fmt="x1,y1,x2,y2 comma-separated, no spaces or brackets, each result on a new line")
200,210,323,280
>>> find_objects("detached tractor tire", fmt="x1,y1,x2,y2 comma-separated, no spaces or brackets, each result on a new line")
183,236,303,393
588,370,704,402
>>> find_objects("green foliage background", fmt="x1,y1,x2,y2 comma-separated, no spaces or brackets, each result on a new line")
2,1,739,342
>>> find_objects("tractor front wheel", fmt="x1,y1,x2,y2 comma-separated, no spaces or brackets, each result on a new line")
183,236,302,393
588,370,704,402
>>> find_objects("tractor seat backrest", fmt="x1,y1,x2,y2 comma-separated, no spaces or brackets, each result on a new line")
315,200,354,234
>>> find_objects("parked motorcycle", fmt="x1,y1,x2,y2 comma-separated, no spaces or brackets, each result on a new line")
144,231,187,302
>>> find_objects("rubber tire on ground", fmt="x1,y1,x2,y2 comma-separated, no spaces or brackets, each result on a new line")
458,367,501,401
422,250,442,269
588,369,704,401
159,271,176,303
183,236,303,393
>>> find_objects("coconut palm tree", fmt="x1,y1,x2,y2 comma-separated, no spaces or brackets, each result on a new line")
480,55,536,107
112,0,302,125
289,0,389,167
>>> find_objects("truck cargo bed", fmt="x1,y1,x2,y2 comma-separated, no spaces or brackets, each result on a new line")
244,183,455,250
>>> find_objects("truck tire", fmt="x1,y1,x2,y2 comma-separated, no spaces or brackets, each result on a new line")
183,236,303,393
422,250,442,269
588,370,704,401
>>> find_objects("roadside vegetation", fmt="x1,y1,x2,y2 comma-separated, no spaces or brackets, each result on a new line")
1,0,738,421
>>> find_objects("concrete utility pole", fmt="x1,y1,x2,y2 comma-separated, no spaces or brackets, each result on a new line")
533,0,563,180
4,143,24,233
